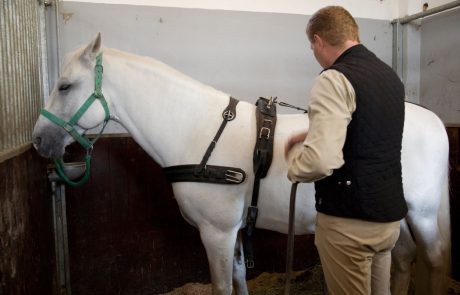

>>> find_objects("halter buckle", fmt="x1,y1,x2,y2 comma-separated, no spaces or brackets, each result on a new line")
63,123,74,133
86,145,94,156
259,127,270,139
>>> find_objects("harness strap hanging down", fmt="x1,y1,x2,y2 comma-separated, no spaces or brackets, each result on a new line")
244,97,277,268
164,97,246,185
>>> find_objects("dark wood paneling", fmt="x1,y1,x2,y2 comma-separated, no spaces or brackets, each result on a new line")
447,126,460,281
0,148,54,295
64,137,318,295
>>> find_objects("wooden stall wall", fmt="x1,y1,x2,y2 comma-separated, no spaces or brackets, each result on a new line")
64,136,318,295
447,125,460,281
0,0,54,291
0,149,54,295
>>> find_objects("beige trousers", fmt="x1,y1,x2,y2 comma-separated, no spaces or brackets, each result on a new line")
315,212,401,295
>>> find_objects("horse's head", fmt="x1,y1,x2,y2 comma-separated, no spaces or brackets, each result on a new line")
33,33,109,159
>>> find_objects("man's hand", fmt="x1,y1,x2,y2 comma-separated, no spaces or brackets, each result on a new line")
285,132,308,159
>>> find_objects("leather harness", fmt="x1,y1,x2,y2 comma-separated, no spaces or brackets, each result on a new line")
164,96,277,268
164,97,246,185
244,97,277,268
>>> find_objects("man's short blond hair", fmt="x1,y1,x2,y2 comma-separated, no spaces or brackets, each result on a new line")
306,6,360,46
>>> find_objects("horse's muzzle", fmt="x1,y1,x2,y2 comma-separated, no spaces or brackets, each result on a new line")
32,123,68,159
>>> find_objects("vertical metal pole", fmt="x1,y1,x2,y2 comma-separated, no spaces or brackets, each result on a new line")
38,0,50,100
53,0,62,75
392,21,403,80
284,182,298,295
60,183,72,295
50,178,72,295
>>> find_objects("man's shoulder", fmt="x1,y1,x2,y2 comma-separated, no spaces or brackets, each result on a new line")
319,69,351,85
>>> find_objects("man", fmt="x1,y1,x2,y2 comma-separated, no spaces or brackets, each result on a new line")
285,6,407,295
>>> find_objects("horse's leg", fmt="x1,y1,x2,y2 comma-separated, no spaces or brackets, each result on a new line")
199,224,239,295
232,231,248,295
391,219,416,295
407,214,448,295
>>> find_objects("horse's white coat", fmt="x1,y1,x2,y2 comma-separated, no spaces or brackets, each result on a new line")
33,35,450,295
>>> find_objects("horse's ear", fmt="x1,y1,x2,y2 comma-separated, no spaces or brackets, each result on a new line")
81,32,102,62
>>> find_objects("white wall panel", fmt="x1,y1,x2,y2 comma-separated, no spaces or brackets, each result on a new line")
62,0,399,20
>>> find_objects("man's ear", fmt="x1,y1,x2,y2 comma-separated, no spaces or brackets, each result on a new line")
81,32,102,62
313,34,323,48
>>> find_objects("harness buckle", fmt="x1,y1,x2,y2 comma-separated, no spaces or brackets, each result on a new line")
95,64,103,73
259,127,270,139
246,259,255,269
225,170,244,183
94,90,103,98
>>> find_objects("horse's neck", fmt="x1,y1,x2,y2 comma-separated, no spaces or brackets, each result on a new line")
103,49,231,166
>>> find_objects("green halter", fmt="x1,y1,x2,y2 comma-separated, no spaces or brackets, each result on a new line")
40,53,110,186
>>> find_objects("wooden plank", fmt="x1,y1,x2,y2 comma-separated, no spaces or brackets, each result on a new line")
0,148,54,295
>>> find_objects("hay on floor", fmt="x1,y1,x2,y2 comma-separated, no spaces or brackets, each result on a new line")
161,264,326,295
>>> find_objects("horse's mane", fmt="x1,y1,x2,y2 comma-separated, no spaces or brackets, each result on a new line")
103,47,229,98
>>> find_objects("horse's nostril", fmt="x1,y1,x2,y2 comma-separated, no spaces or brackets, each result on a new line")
33,136,41,146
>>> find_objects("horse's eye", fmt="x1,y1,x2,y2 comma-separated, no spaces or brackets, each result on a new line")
59,84,72,91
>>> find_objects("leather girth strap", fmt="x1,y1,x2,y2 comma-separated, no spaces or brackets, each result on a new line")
164,165,246,184
244,97,277,268
164,97,246,185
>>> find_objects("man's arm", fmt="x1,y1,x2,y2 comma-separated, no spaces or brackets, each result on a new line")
286,70,356,183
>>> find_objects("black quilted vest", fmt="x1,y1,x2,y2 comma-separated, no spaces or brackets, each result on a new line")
314,44,408,222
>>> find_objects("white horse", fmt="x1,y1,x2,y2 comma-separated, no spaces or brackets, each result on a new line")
32,34,450,295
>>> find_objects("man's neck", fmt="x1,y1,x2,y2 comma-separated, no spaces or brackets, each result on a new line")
331,40,360,64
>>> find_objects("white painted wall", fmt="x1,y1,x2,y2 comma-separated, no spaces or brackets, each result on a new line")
397,0,459,104
399,0,424,16
53,1,396,135
427,0,458,8
65,0,457,19
420,7,460,124
56,0,427,104
55,0,458,121
63,0,399,20
395,0,423,103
